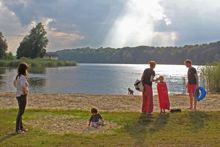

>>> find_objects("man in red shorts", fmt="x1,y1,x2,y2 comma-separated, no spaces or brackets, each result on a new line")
185,59,199,110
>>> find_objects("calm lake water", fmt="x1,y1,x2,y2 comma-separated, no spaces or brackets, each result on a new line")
0,64,202,95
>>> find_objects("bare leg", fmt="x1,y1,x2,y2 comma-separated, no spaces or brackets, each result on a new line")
189,93,193,109
194,96,197,110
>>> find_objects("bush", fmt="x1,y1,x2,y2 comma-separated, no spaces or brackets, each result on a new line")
201,61,220,92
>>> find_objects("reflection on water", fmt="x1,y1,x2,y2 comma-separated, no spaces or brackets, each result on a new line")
0,68,6,87
0,68,6,74
0,64,201,95
28,77,46,91
0,68,6,80
29,67,46,74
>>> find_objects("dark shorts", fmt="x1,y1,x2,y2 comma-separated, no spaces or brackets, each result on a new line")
187,84,196,94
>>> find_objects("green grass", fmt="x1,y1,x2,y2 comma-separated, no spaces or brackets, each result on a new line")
0,58,77,73
0,109,220,147
0,58,77,68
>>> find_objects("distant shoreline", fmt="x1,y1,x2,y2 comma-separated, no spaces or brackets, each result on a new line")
0,58,77,68
54,41,220,65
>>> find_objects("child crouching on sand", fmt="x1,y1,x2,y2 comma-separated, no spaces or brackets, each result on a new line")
157,76,170,113
88,108,104,128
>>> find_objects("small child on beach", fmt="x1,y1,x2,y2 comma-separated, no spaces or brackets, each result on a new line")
157,76,170,113
88,108,104,128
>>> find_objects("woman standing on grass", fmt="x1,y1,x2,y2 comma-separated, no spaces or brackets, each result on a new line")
141,61,157,117
13,63,29,134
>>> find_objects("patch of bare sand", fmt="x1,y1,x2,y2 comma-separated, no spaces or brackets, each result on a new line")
0,92,219,112
27,115,120,135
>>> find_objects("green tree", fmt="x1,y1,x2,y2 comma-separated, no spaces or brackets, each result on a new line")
0,32,8,59
4,52,14,60
17,22,48,59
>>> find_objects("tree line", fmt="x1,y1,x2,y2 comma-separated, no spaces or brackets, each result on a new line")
0,22,48,60
55,42,220,65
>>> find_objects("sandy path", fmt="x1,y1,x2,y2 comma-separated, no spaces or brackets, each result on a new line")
27,115,120,135
0,92,219,112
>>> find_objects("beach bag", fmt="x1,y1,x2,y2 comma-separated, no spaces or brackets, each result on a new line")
170,108,181,113
134,80,143,92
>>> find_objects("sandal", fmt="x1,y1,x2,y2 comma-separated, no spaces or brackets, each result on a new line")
21,128,28,132
16,130,25,134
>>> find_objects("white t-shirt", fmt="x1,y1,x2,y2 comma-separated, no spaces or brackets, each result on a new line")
14,75,29,97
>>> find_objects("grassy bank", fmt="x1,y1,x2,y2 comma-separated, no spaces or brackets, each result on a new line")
0,58,77,73
0,109,219,147
0,58,77,68
201,61,220,92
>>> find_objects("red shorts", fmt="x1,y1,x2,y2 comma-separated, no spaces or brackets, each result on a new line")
187,84,196,94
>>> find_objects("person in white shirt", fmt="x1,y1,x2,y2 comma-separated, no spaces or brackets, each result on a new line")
13,63,29,134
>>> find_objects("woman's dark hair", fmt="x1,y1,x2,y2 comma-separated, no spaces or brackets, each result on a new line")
91,108,98,113
16,63,29,79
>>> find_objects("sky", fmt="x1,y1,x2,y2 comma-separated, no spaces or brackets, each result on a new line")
1,0,220,53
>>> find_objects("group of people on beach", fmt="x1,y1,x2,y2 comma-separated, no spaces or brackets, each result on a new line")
141,59,199,117
13,59,198,133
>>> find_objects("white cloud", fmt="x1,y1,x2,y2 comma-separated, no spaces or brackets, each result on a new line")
152,32,177,46
39,17,85,51
0,1,84,53
160,0,220,45
3,0,31,7
0,0,27,53
47,31,84,51
103,0,175,48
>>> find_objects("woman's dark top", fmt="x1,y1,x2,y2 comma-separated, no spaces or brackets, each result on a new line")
142,68,155,86
89,113,102,122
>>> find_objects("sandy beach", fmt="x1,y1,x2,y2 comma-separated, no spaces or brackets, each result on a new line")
0,92,219,112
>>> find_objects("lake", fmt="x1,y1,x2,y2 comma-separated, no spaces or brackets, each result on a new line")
0,64,202,95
